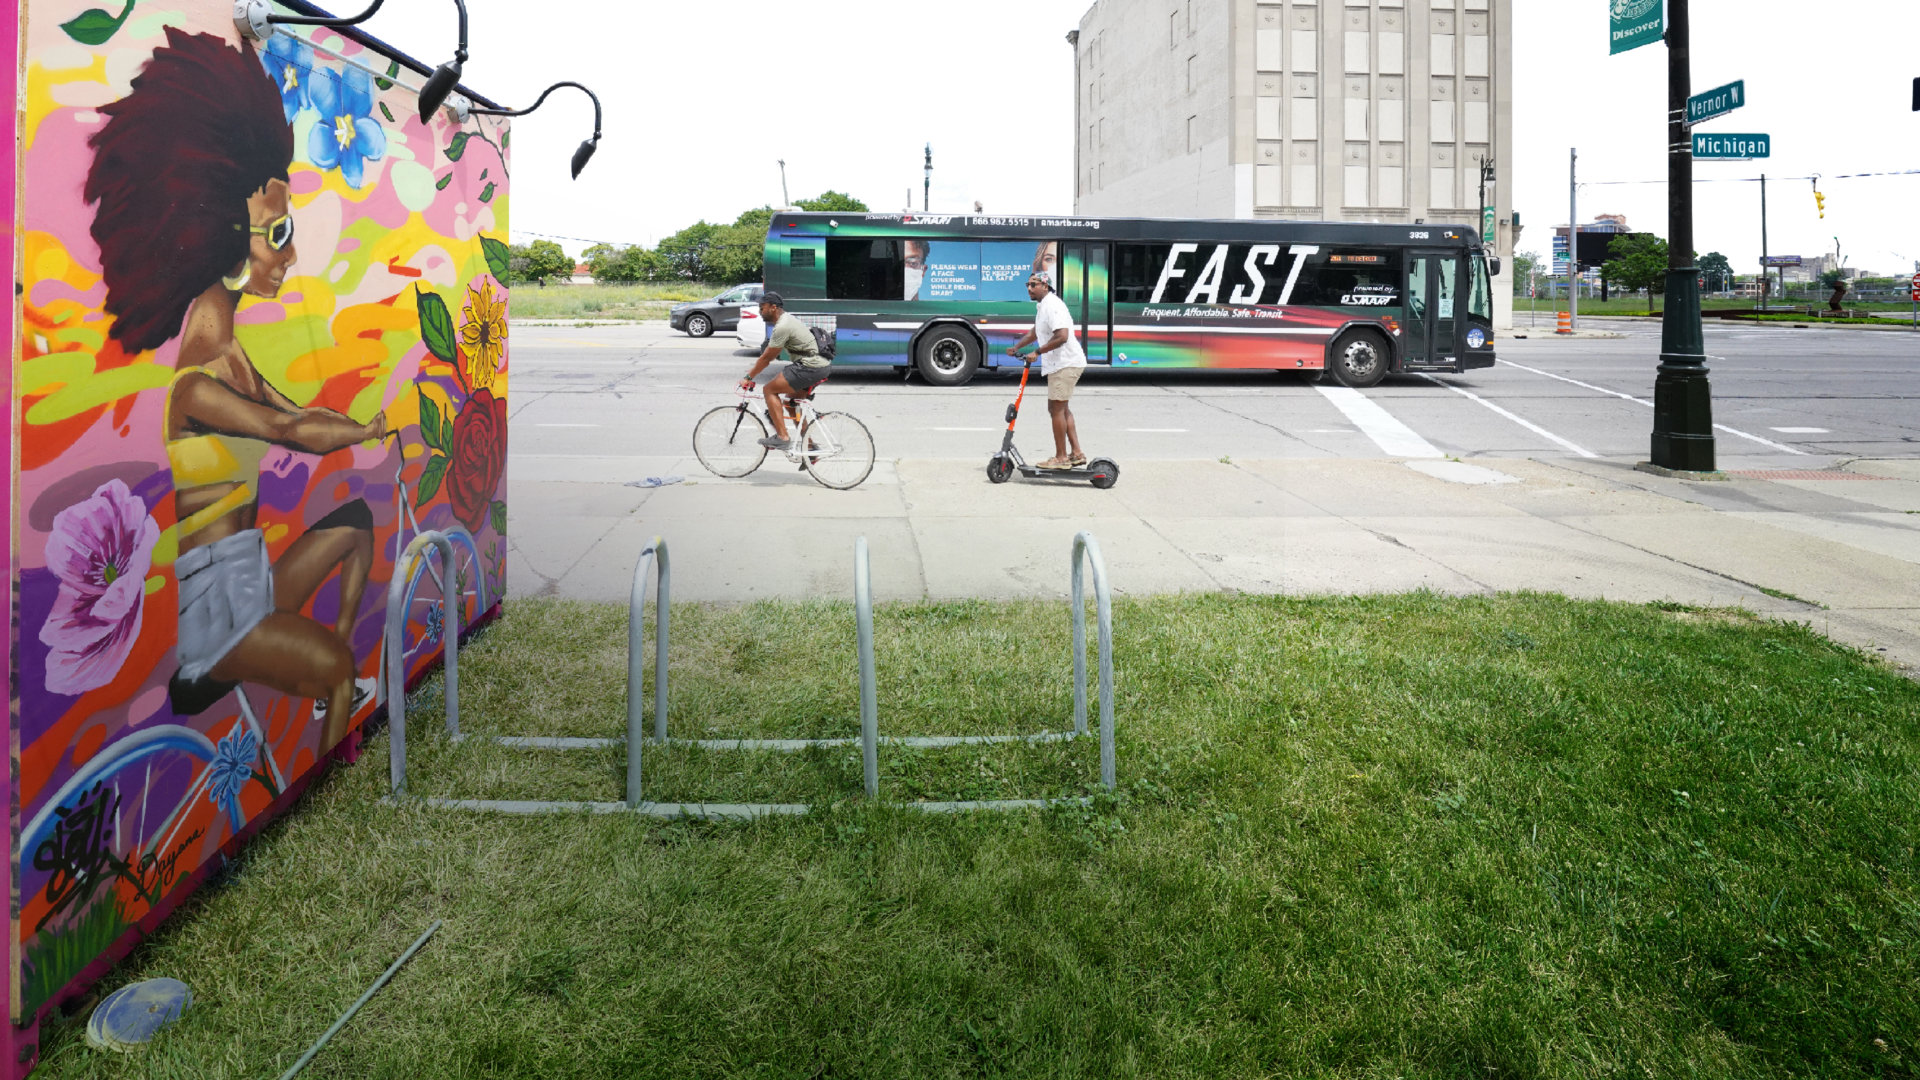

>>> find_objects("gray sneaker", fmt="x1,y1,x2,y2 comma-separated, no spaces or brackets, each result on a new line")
757,435,791,449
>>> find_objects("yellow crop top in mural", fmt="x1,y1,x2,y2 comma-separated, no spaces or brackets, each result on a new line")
164,366,274,538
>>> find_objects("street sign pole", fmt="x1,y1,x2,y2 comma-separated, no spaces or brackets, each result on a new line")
1649,0,1716,474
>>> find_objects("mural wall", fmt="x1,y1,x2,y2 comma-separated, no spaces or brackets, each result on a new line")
11,0,511,1039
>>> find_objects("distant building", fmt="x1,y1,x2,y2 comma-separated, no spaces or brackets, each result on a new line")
1070,0,1515,326
569,262,594,286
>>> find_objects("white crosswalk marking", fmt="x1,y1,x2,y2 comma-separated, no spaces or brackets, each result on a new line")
1313,386,1443,458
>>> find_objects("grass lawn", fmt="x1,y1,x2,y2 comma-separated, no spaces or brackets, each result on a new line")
35,594,1920,1079
509,282,721,322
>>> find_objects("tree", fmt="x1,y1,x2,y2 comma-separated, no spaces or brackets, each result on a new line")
795,190,868,212
522,240,574,286
1602,233,1669,312
1511,250,1542,294
1698,251,1733,293
1817,267,1849,291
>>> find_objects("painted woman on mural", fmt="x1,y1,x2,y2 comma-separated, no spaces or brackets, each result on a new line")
84,29,384,753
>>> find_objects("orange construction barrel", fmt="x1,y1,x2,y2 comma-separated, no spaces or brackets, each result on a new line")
1555,311,1572,335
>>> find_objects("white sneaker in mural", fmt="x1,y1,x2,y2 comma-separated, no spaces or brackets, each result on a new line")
312,677,378,723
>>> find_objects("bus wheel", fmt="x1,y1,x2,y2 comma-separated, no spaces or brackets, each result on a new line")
1326,330,1389,388
915,326,980,387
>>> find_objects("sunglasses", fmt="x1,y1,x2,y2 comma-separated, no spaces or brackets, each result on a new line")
243,213,295,251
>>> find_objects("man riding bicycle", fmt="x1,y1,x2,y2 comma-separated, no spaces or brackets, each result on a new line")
739,291,830,449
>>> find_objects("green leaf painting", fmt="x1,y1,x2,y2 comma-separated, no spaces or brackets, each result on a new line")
379,102,395,124
440,416,456,454
60,0,135,45
481,237,512,280
446,132,472,162
435,173,453,191
502,129,510,150
419,391,445,452
415,456,448,505
490,501,508,536
417,288,458,362
478,183,496,204
376,60,399,91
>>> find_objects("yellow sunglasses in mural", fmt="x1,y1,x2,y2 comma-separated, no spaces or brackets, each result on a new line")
237,213,295,251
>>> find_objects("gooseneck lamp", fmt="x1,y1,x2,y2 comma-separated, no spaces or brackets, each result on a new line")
231,0,468,123
469,82,604,179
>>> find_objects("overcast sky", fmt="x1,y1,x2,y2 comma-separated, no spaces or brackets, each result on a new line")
361,0,1919,278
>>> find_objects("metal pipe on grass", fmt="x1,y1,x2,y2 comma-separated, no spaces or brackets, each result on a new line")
278,920,442,1080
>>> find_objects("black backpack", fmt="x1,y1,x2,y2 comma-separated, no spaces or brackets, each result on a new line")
808,325,837,361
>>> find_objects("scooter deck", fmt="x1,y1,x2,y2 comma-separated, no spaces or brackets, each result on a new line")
1016,465,1098,478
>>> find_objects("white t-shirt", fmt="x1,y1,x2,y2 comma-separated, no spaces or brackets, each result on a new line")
1032,291,1087,376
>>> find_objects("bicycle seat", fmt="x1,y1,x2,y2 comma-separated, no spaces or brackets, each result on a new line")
789,380,827,400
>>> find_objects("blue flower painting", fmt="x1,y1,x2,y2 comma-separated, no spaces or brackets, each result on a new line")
206,727,260,831
308,66,388,188
261,35,313,123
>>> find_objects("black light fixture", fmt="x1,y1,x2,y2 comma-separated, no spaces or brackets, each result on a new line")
414,0,469,122
233,0,469,124
470,82,603,179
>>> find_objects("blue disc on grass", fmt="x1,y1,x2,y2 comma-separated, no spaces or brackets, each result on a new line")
85,978,192,1052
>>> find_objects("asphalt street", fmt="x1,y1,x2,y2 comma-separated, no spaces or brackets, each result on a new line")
506,317,1919,471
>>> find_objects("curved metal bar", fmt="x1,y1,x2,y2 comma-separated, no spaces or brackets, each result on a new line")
855,537,879,798
625,536,669,808
385,530,461,795
20,726,218,860
469,80,602,135
267,0,387,27
1071,532,1116,789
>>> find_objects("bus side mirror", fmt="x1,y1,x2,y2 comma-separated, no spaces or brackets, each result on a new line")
1487,257,1503,277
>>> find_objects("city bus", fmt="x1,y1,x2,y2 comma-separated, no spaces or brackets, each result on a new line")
759,212,1498,388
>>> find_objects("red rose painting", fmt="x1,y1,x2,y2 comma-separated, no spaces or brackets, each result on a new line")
445,387,507,534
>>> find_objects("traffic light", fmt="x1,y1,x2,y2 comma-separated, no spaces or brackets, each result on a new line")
1814,189,1826,218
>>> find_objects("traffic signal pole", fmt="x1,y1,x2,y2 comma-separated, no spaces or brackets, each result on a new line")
1648,0,1718,474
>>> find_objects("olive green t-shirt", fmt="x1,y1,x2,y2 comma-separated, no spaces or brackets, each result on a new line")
767,313,828,369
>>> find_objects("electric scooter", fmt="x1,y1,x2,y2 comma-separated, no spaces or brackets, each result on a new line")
986,358,1119,488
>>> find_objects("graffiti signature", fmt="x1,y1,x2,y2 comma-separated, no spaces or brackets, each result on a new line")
31,782,204,931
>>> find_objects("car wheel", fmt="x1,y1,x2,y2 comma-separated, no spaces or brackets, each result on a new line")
1326,330,1389,388
686,312,713,338
915,325,981,387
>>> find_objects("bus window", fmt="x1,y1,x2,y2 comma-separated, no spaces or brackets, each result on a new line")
1113,244,1174,303
827,238,905,300
1286,249,1403,307
1468,253,1492,324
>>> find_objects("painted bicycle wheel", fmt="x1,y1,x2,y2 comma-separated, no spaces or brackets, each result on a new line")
801,411,875,490
693,405,769,478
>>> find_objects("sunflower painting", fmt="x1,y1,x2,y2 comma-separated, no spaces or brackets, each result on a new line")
460,281,508,392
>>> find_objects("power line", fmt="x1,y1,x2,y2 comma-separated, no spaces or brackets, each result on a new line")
1581,168,1920,187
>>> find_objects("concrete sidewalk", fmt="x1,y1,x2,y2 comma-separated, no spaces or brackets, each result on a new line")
507,454,1920,678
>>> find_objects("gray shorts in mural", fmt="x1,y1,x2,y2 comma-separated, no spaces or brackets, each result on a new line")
175,528,274,680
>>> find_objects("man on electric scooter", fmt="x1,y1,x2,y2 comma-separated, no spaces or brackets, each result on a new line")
1005,272,1089,469
739,291,830,449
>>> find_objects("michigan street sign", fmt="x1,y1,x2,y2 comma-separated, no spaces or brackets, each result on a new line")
1692,132,1770,160
1686,80,1745,125
1609,0,1663,55
1761,255,1802,267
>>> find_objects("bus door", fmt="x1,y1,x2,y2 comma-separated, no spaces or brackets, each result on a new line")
1402,251,1463,370
1059,241,1111,364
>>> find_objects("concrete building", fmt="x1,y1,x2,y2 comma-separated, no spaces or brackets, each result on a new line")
1070,0,1515,326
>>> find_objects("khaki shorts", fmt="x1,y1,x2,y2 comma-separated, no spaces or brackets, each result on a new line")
1045,365,1084,402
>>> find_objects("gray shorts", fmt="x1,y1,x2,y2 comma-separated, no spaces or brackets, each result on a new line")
783,362,831,393
176,528,274,680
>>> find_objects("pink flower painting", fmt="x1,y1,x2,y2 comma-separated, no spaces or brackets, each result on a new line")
38,479,161,695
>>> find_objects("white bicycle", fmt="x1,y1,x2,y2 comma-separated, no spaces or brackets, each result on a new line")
693,382,875,490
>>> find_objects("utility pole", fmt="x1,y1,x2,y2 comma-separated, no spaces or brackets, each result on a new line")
923,143,932,212
1759,173,1768,310
1648,0,1716,473
1568,148,1578,329
778,159,790,207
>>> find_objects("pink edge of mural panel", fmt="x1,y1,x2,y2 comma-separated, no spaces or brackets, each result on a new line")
12,1,509,1069
8,0,22,1070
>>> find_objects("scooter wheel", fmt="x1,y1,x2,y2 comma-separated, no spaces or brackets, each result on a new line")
1087,459,1119,489
987,456,1014,484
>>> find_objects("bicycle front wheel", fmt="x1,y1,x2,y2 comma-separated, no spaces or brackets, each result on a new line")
801,411,876,490
692,405,769,478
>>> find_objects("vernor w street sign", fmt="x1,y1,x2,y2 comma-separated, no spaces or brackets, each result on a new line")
1610,0,1663,55
1686,80,1746,125
1692,132,1770,160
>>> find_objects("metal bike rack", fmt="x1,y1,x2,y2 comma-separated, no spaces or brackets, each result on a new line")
383,532,1116,819
386,530,464,796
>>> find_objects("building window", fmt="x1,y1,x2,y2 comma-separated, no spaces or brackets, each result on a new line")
1170,10,1179,47
1187,115,1199,154
1187,54,1198,94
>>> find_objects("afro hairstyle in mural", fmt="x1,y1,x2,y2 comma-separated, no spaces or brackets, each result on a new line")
85,28,294,353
